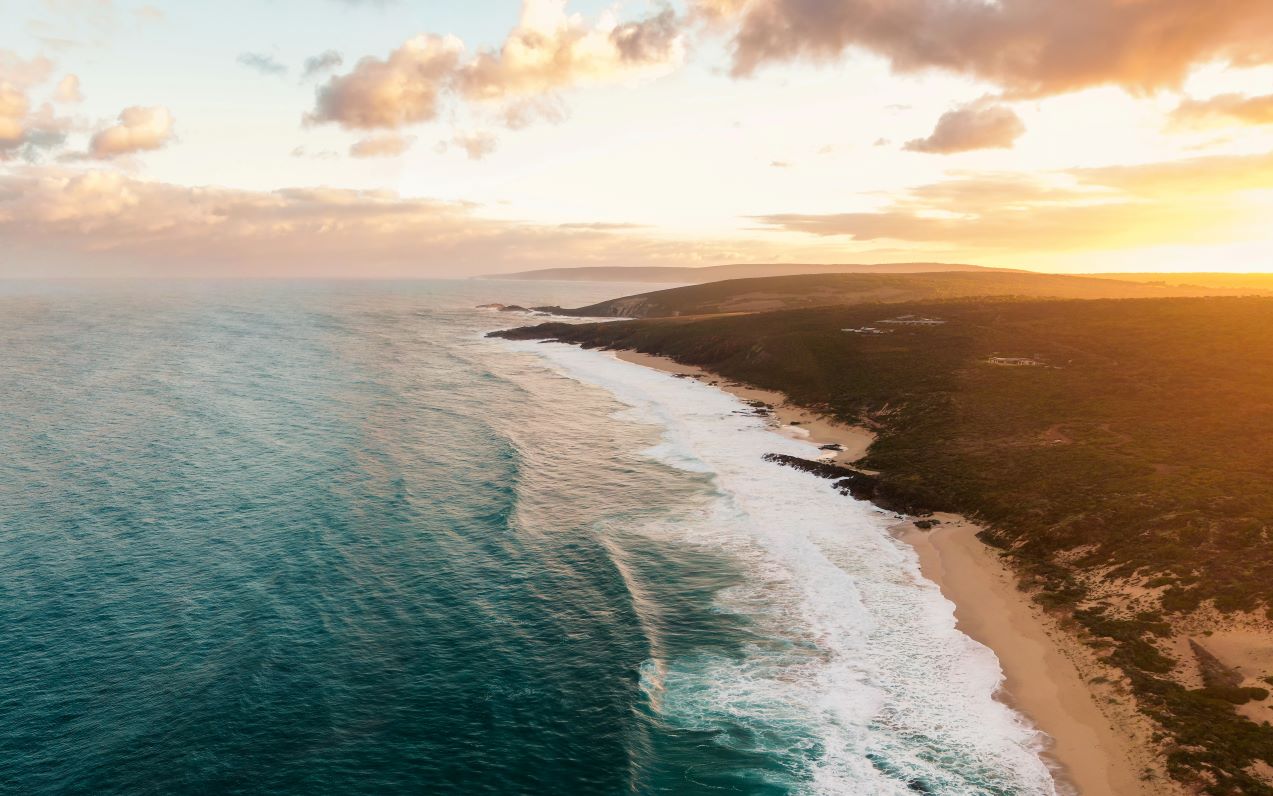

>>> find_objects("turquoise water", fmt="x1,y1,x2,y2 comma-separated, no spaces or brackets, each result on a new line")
0,281,1057,795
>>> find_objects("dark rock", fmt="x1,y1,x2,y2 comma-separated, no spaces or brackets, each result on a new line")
487,322,577,340
761,452,932,515
475,302,534,312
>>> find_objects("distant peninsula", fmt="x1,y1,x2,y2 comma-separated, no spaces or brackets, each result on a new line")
478,261,1001,283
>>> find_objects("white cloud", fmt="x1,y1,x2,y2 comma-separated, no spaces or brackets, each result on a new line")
450,131,497,160
53,74,83,103
308,0,685,131
308,34,464,129
88,106,175,158
237,52,287,76
349,133,414,158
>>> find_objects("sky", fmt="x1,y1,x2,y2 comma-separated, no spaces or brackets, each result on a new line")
2,0,1273,277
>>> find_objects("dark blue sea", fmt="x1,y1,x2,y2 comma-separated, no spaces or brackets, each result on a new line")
0,281,1058,795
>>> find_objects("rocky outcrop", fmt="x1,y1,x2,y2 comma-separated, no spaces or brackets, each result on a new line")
761,453,932,516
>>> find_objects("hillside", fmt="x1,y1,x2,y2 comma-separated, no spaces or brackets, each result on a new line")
493,296,1273,795
480,261,998,283
1091,272,1273,293
537,270,1272,318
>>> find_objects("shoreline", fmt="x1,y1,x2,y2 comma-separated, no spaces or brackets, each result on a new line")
612,349,1163,796
615,351,875,466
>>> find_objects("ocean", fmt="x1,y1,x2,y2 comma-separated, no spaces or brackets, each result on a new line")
0,280,1057,795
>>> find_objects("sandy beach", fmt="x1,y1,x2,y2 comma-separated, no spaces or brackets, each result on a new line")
901,518,1170,796
613,349,1171,796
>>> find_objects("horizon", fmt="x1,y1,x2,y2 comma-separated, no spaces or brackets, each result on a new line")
3,0,1273,278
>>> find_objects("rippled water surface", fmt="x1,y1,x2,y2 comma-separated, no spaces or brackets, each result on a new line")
0,281,1055,795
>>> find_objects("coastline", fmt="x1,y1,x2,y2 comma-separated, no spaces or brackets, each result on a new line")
613,349,1166,796
615,351,875,466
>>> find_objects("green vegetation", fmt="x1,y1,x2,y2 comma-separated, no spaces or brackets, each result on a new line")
494,295,1273,794
541,271,1272,318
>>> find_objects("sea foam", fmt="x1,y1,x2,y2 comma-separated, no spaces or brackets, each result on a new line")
508,340,1060,796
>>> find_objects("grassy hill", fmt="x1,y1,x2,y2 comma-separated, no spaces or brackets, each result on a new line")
539,271,1272,318
480,261,999,283
494,296,1273,795
1091,272,1273,293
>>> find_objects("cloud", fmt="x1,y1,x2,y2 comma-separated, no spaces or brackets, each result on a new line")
556,221,647,230
455,0,685,101
135,5,165,24
0,51,55,87
754,150,1273,251
500,95,569,129
53,74,82,102
0,87,71,161
0,84,30,150
905,101,1025,154
697,0,1273,97
88,106,174,158
302,50,343,80
14,103,72,157
237,52,287,76
43,0,117,31
308,34,464,129
290,146,340,160
308,0,685,131
611,8,680,63
0,167,800,277
450,131,497,160
1170,93,1273,129
349,133,414,158
0,55,72,159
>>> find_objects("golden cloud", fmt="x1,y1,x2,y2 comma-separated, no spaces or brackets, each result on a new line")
308,34,464,129
905,101,1026,154
0,51,54,88
0,51,65,155
756,151,1273,251
53,74,82,103
349,133,414,158
308,0,685,131
1170,93,1273,129
0,168,807,277
448,131,497,160
700,0,1273,97
0,83,28,149
456,1,683,101
88,106,175,158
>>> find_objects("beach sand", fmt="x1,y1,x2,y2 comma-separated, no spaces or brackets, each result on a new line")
613,349,1172,796
901,517,1169,796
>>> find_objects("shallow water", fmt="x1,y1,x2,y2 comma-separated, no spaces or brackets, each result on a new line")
0,280,1054,794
